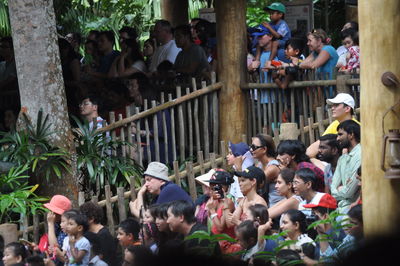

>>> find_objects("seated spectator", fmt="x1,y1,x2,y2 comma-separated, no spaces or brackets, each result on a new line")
275,249,303,266
306,93,359,158
173,24,210,80
152,203,182,250
279,209,315,252
331,120,361,214
299,29,338,92
129,162,193,219
79,201,119,265
2,242,28,266
108,38,147,78
0,37,17,91
117,218,141,248
149,20,181,73
26,256,45,266
84,232,108,266
123,245,155,266
293,168,326,218
79,95,106,130
268,168,302,219
277,140,325,192
226,166,268,227
167,200,218,255
194,169,212,225
317,134,341,193
251,134,283,207
226,141,254,205
141,222,159,253
235,220,262,262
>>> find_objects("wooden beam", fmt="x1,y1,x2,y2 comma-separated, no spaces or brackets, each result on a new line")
161,0,189,27
216,0,247,143
359,0,400,237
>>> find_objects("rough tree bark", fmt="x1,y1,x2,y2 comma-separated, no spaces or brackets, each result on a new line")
8,0,78,202
161,0,189,27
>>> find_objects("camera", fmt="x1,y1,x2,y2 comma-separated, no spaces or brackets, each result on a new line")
213,184,224,199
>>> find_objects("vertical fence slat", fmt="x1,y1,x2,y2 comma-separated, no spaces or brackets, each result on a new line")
117,187,127,223
186,162,197,201
192,78,201,154
130,176,137,201
105,185,115,236
109,112,117,156
144,100,152,162
33,213,40,244
290,88,295,122
135,107,143,167
212,90,219,154
118,114,126,158
263,103,267,130
22,214,28,240
91,196,98,204
308,117,315,144
168,94,177,162
126,105,133,160
328,108,333,124
202,82,210,159
160,93,169,164
251,90,256,137
210,153,217,169
316,106,325,136
186,87,194,159
198,151,205,175
151,100,160,162
272,89,278,133
173,160,181,186
177,86,185,162
302,88,307,119
256,89,262,133
78,192,85,206
299,115,305,144
267,90,273,134
220,140,227,169
278,88,283,124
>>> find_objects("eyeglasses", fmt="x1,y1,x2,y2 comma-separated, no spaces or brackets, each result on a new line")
249,144,264,151
79,101,92,107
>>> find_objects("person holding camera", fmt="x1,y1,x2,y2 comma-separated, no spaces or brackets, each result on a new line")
204,170,241,254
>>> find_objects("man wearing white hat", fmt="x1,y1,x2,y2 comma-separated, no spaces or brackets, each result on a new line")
130,162,193,219
306,93,360,158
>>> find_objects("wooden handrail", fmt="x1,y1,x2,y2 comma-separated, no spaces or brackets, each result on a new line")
241,78,360,89
98,82,223,132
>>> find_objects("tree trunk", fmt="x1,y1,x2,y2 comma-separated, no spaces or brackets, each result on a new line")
359,0,400,237
8,0,78,203
161,0,189,27
216,0,247,144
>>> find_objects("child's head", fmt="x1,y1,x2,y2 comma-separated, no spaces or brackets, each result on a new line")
142,208,154,224
124,245,154,266
2,242,27,266
85,231,103,259
235,220,258,250
264,2,286,22
247,204,269,225
275,249,303,266
79,201,104,226
341,28,358,48
117,218,141,248
26,255,45,266
66,212,89,236
153,203,171,232
285,38,304,58
141,222,159,247
61,209,80,233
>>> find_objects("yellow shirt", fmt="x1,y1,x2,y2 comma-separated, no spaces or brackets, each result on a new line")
323,118,360,135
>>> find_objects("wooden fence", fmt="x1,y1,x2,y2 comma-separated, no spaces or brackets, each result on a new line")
242,72,360,146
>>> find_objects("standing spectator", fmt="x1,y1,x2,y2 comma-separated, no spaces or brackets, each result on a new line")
119,26,138,43
89,31,120,78
331,120,361,214
0,37,17,91
87,30,100,42
79,95,106,130
149,20,181,73
65,32,82,57
336,28,357,69
143,38,156,70
343,31,360,73
173,24,210,80
129,162,193,219
317,134,341,193
250,134,283,207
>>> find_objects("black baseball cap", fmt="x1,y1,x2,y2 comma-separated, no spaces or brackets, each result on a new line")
234,166,266,183
206,170,234,185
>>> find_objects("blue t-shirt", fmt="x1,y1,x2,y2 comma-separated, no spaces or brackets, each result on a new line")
97,50,120,73
67,236,91,266
269,20,291,62
259,50,278,104
156,182,193,204
313,45,338,79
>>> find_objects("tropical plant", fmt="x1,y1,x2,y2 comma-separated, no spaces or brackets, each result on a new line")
0,164,48,223
246,0,272,28
0,109,71,183
73,116,143,197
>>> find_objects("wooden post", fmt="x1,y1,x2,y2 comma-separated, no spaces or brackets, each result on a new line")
336,74,351,93
105,185,115,236
359,0,400,237
216,0,247,144
117,187,127,223
161,0,188,27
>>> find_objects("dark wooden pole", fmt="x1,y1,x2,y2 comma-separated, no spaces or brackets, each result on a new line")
216,0,247,144
161,0,189,27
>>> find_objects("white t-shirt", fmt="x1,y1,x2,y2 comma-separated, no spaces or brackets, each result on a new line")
298,192,325,218
149,40,181,72
132,60,147,73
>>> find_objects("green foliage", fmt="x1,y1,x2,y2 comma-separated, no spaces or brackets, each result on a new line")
0,1,10,37
0,164,48,223
73,116,143,196
246,0,271,28
0,110,71,182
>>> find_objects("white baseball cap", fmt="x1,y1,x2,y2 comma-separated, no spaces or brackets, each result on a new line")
326,93,355,109
195,169,215,187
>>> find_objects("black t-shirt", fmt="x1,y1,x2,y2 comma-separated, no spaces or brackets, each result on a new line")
97,226,120,265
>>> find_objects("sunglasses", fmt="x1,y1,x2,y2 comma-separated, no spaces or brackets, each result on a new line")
249,144,264,151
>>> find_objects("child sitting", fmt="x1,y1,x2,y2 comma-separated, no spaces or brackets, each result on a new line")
344,31,360,73
2,242,28,266
272,38,305,89
117,218,141,248
84,232,108,266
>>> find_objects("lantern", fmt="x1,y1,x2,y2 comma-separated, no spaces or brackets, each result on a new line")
381,129,400,179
